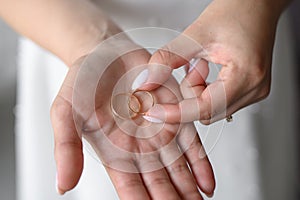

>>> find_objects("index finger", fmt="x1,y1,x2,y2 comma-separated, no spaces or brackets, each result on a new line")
144,67,246,123
106,166,150,200
139,33,203,91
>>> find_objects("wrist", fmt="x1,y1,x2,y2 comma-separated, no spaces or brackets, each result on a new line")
56,1,125,67
65,16,123,67
0,0,127,67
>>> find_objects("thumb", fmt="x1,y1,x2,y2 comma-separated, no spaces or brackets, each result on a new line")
139,33,203,91
51,96,83,195
50,63,84,195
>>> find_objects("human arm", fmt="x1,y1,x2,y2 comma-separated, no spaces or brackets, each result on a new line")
0,0,120,66
140,0,292,124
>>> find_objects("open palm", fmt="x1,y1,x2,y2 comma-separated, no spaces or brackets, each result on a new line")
51,39,215,199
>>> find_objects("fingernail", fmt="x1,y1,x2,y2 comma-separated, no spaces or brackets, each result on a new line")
207,191,215,198
199,147,207,159
144,104,165,123
132,69,149,90
143,115,164,123
188,58,200,73
56,173,65,195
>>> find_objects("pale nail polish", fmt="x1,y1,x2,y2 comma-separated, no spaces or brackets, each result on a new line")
143,115,163,123
132,69,149,90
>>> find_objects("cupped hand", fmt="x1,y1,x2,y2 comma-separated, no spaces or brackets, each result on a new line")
140,0,283,124
51,37,215,199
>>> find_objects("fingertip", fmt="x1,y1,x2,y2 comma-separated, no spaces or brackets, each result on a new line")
56,166,83,194
206,191,215,198
198,174,216,198
145,104,166,122
131,69,149,90
146,103,183,124
138,63,173,91
56,185,66,196
198,159,216,196
56,173,66,195
204,177,216,197
142,115,164,123
55,142,84,194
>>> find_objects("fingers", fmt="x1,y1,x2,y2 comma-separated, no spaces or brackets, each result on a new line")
51,62,85,195
133,154,179,200
165,158,203,200
51,96,83,195
160,145,203,200
180,58,209,99
106,166,150,200
186,59,209,86
140,33,203,91
141,169,180,200
145,65,249,124
200,80,270,124
177,124,215,196
144,98,204,123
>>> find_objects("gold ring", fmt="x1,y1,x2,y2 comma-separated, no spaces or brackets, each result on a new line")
226,115,233,122
128,90,155,115
111,93,140,120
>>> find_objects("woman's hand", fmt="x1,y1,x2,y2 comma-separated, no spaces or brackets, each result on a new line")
140,0,290,124
1,0,216,198
51,37,215,199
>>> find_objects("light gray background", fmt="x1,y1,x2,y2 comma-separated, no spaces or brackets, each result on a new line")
0,5,299,200
0,20,17,200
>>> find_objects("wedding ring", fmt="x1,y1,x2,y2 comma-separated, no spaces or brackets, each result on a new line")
111,90,155,120
129,90,155,115
226,115,233,122
111,93,140,120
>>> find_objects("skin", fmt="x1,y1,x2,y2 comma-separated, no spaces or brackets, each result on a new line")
0,0,291,198
53,47,215,199
0,0,215,198
140,0,291,125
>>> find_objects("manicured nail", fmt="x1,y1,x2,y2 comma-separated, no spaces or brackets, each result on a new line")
56,173,65,195
144,104,165,123
199,147,207,159
143,115,164,123
188,58,200,73
207,191,215,198
132,69,149,90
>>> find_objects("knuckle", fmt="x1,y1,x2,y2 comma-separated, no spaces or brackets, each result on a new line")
258,84,271,100
249,64,270,87
249,65,271,101
187,139,202,154
168,163,187,174
200,120,211,126
229,62,271,102
148,177,169,187
199,109,212,121
154,47,172,65
51,96,72,120
56,140,82,151
50,101,59,118
117,179,143,190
